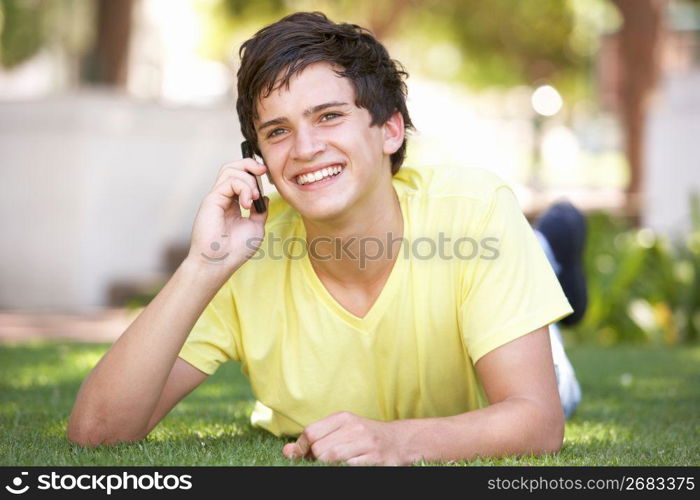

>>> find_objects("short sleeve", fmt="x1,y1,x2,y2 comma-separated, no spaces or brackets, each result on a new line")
178,279,241,375
459,185,573,364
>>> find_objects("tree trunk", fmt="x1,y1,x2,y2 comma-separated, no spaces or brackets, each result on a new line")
366,0,416,41
82,0,134,86
612,0,666,221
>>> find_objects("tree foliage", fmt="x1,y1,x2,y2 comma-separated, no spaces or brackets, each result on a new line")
0,0,44,68
405,0,584,86
196,0,619,96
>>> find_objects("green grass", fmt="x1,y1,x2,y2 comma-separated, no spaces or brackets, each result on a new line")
0,341,698,466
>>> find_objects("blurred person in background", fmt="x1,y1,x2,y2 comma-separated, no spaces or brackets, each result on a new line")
68,12,587,465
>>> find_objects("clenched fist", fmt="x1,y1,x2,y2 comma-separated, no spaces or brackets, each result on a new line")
283,411,418,466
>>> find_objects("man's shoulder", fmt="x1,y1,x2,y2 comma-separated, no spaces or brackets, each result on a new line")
394,165,510,205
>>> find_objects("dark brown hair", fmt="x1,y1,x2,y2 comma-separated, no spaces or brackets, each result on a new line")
236,12,414,175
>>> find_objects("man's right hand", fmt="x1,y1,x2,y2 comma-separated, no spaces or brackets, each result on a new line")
188,158,270,276
67,158,271,446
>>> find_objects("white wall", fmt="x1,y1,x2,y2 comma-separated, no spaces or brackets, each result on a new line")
0,90,248,311
644,69,700,238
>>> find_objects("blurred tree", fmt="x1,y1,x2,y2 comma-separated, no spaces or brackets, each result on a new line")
205,0,416,41
612,0,666,221
81,0,133,85
0,0,594,96
200,0,586,90
0,0,45,68
0,0,131,86
404,0,585,88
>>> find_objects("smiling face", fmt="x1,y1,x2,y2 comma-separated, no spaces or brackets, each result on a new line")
255,62,404,223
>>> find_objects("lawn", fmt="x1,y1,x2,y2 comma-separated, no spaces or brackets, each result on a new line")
0,341,698,466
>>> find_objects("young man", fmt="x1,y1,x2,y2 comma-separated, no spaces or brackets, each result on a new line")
68,12,582,465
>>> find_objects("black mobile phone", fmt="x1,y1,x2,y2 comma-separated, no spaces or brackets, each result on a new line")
241,141,266,214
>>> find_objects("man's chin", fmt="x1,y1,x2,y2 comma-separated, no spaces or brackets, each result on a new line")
278,184,353,223
296,200,349,224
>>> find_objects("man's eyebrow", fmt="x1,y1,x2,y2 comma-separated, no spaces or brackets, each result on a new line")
256,101,349,132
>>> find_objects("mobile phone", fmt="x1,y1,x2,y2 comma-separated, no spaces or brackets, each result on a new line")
241,141,266,214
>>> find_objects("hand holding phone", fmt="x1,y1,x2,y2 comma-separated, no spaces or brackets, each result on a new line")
241,141,267,214
187,143,269,274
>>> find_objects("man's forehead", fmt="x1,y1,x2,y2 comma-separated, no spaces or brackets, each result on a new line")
255,63,355,120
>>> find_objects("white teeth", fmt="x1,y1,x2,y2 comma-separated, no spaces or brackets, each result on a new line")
296,165,343,185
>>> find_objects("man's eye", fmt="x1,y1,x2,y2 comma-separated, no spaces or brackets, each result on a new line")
267,128,286,138
320,112,341,121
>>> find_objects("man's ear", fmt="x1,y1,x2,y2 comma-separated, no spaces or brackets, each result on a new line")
382,111,405,156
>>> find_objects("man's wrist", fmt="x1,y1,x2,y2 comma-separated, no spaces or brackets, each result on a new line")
388,418,431,465
180,253,242,288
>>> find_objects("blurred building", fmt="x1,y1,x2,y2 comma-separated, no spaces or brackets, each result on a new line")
0,91,247,311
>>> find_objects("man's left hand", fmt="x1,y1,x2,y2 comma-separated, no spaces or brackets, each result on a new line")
282,411,413,465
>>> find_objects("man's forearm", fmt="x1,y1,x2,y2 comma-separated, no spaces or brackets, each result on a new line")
68,257,233,444
395,397,565,464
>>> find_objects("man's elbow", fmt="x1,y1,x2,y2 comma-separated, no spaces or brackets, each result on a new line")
540,432,564,455
538,409,565,455
66,416,146,448
515,398,565,456
67,416,104,447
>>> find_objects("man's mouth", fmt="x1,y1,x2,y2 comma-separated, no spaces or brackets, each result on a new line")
295,164,344,186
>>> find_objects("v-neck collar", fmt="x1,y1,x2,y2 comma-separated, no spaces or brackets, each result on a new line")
298,182,409,332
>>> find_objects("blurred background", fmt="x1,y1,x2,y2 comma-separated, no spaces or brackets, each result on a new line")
0,0,698,347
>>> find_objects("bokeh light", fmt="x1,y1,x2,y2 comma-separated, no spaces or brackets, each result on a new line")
531,84,563,116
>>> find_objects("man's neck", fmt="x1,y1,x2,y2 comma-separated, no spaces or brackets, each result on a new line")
302,176,404,290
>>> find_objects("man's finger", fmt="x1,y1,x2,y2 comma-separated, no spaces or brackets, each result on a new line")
282,442,299,459
285,412,357,460
311,427,367,463
301,411,353,454
294,432,311,458
282,434,311,460
248,196,269,223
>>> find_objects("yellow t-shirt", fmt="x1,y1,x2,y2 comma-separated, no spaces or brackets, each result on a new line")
178,166,573,436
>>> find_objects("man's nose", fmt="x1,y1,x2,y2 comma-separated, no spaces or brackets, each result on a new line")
291,126,326,162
